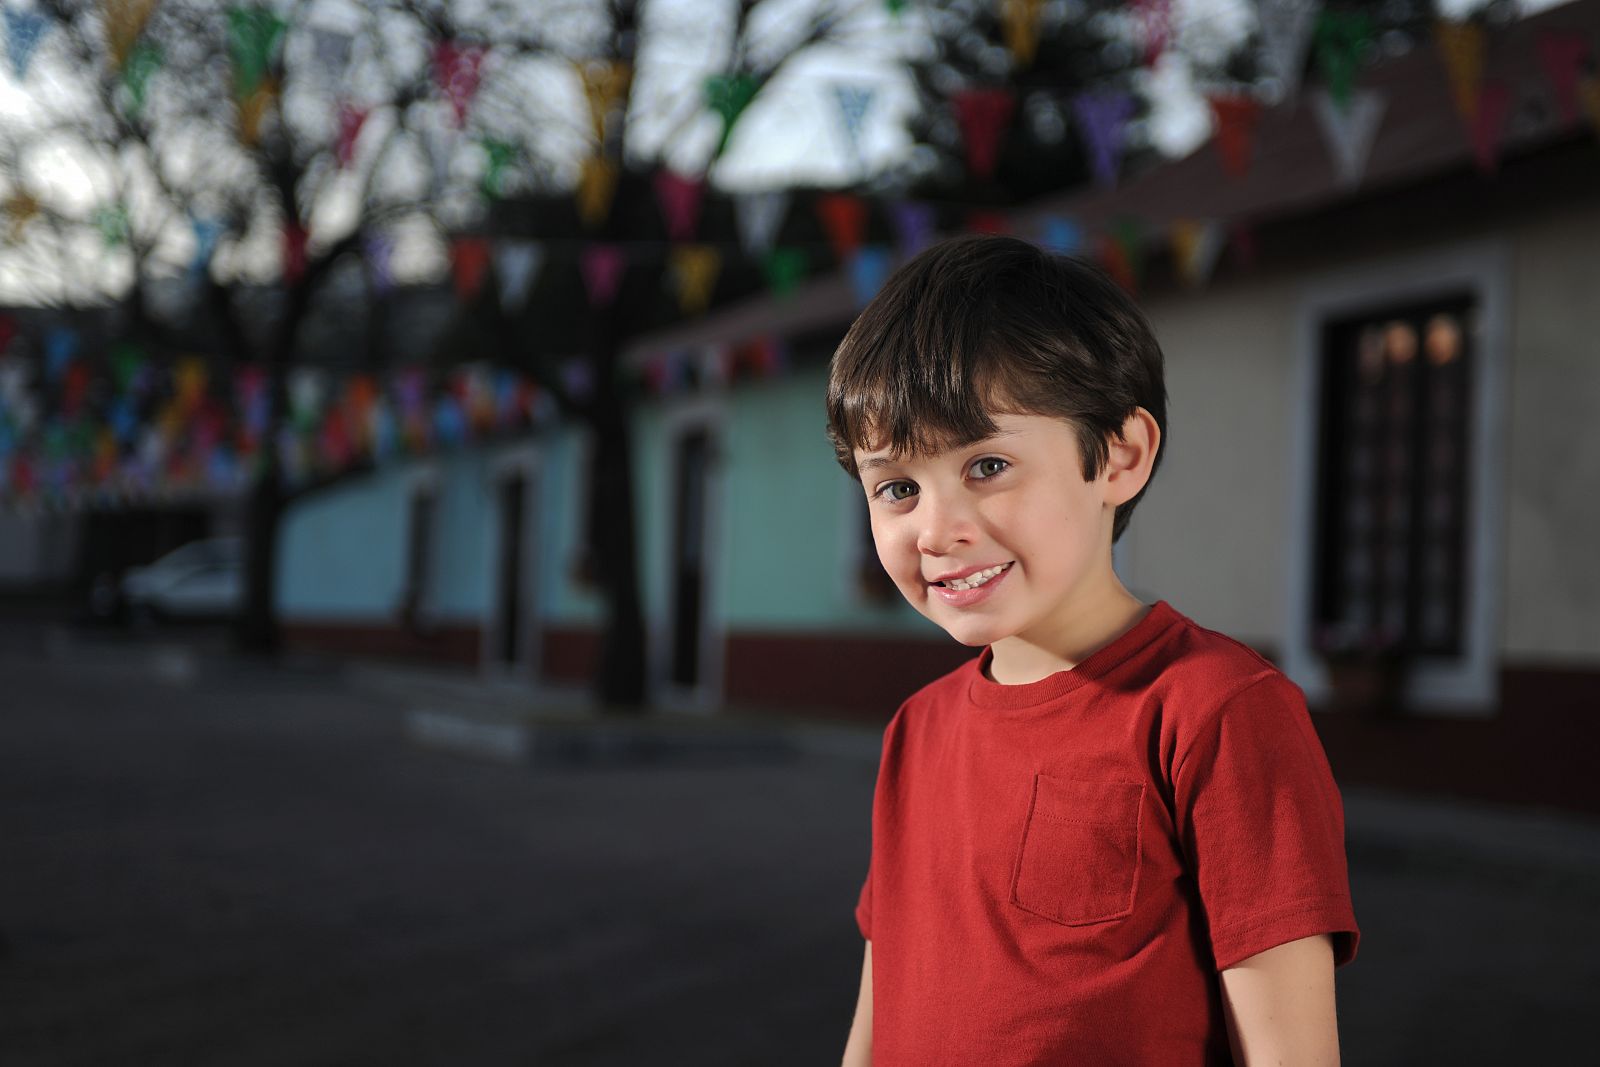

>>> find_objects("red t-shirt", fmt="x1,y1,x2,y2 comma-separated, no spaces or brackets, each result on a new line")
855,599,1359,1066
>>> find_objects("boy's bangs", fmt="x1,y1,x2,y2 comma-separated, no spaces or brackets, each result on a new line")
834,357,1027,468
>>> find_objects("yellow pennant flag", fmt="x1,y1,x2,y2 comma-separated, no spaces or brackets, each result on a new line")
237,79,278,146
174,356,208,410
4,191,41,243
1580,75,1600,134
103,0,161,69
576,156,620,228
233,78,278,146
670,245,721,317
1435,20,1485,123
1168,219,1225,289
578,60,632,144
1001,0,1044,68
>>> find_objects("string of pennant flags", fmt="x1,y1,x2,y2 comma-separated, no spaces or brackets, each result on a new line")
6,0,1600,510
0,311,799,510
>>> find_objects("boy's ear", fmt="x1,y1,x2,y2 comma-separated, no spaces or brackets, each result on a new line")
1103,407,1160,506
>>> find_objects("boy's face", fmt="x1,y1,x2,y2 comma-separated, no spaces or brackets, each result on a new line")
856,411,1127,655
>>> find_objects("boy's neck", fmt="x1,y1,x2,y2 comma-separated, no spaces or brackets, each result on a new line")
986,585,1152,686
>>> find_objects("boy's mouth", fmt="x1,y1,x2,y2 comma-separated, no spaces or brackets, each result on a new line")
931,562,1013,591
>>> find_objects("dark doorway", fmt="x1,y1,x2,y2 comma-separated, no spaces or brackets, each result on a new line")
669,429,710,689
494,472,527,668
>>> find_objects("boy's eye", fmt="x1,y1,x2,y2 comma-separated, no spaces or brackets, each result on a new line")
970,457,1009,479
876,481,918,502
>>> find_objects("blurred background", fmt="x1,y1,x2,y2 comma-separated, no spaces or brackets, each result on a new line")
1,0,1596,1063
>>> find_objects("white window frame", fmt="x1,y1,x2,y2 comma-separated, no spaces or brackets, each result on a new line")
1282,239,1510,718
650,394,726,713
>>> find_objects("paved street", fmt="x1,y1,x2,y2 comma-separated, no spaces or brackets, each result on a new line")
1,627,1596,1065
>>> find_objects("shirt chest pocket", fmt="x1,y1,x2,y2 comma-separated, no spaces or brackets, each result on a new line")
1010,775,1145,926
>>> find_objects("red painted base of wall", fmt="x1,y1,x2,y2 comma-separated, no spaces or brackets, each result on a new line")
284,620,482,666
542,627,601,684
723,631,974,720
1315,664,1600,816
282,620,1599,815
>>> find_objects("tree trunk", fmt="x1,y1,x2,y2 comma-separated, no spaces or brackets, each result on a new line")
235,462,283,654
587,330,648,711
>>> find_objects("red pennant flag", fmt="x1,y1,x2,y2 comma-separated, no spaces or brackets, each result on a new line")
283,222,308,284
336,103,369,168
953,88,1016,181
965,210,1009,235
654,169,705,241
1132,0,1172,64
581,244,627,308
1097,233,1137,295
451,236,492,301
1536,30,1591,125
816,194,867,259
1209,94,1263,179
1470,81,1512,173
433,40,485,126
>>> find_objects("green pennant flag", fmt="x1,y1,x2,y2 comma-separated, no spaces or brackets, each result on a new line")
111,342,145,394
480,138,518,199
122,40,162,114
1314,10,1374,109
704,72,759,154
96,204,130,248
763,247,806,299
228,6,286,100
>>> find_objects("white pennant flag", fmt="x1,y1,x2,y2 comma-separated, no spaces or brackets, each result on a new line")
1312,88,1386,188
1257,0,1321,103
495,240,544,313
424,126,455,192
311,27,354,84
734,190,790,257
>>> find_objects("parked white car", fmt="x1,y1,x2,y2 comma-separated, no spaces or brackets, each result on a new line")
120,538,245,621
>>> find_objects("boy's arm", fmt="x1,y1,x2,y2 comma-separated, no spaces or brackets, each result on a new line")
841,941,872,1067
1219,934,1339,1066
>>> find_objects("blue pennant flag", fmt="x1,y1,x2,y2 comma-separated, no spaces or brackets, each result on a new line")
4,8,50,81
849,245,892,309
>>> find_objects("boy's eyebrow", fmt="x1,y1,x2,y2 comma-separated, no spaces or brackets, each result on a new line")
856,431,1020,475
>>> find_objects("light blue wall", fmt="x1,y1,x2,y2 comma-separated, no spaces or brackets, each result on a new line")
280,380,940,638
539,426,604,625
278,465,413,618
626,368,938,636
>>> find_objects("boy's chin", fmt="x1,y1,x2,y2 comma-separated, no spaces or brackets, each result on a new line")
921,611,1011,648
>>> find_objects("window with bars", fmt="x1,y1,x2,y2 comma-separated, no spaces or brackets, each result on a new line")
1310,294,1476,660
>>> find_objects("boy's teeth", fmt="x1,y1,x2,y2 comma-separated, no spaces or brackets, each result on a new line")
944,563,1008,590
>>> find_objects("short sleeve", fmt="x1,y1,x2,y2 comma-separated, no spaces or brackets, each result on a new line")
855,864,872,940
1173,673,1360,971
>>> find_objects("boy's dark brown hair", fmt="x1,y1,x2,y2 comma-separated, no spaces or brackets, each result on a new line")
826,234,1169,543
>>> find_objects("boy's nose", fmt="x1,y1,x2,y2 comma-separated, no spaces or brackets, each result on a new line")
915,495,976,556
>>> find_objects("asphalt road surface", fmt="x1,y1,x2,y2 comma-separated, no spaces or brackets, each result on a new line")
1,629,1595,1065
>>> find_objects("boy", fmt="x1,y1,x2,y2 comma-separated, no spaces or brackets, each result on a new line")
828,236,1358,1066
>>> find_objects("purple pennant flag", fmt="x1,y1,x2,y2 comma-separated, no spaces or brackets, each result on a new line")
363,232,394,295
394,368,427,417
1072,90,1135,188
580,244,626,308
4,9,49,81
890,201,935,259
